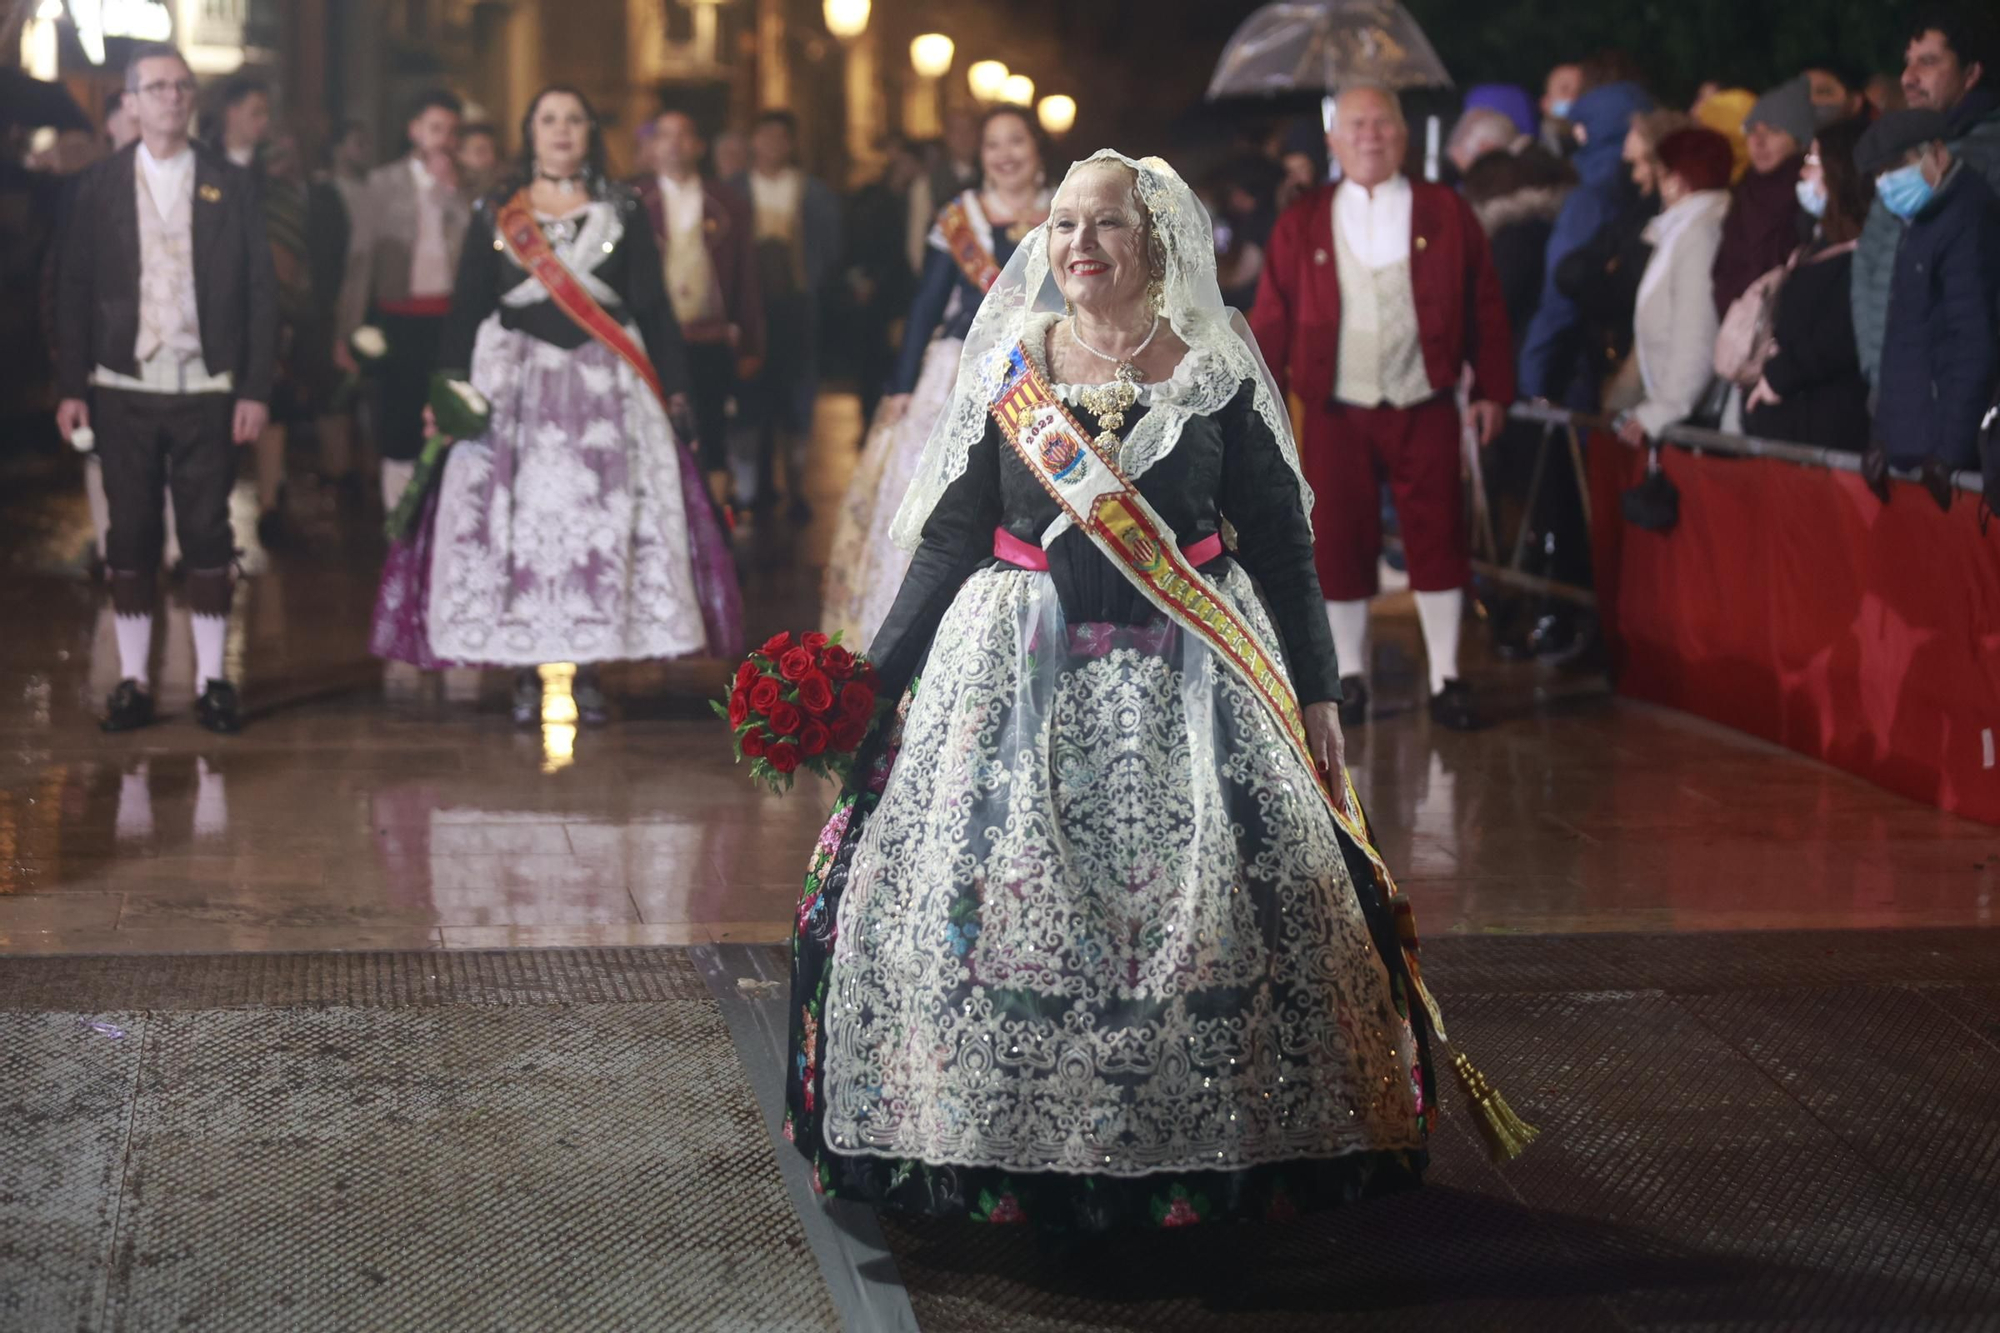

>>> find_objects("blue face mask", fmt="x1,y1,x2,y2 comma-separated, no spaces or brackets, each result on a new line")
1876,163,1936,220
1549,99,1574,120
1795,177,1827,218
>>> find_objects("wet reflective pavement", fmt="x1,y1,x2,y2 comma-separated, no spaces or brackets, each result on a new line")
2,399,1995,957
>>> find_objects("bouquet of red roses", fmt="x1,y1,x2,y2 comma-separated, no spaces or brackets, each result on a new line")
714,630,881,792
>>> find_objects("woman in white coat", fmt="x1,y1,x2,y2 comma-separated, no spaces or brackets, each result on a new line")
1615,128,1738,447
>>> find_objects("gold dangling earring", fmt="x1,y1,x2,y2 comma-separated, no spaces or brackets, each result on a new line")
1064,295,1076,318
1147,277,1165,313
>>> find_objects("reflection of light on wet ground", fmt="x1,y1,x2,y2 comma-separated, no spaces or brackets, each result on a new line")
539,663,577,773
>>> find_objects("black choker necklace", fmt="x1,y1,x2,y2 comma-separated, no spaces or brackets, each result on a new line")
537,170,584,190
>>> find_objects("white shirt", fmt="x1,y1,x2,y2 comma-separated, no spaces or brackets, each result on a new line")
226,143,255,168
1333,173,1412,270
658,173,706,236
407,155,454,299
749,168,803,239
137,141,195,224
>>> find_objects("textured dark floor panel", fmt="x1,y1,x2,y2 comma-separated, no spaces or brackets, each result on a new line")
0,950,836,1332
0,947,706,1011
878,932,2000,1331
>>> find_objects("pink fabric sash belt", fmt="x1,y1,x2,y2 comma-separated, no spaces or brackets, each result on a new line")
992,526,1224,572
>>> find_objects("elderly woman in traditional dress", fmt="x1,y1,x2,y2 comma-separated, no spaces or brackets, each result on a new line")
785,153,1523,1235
369,86,741,724
821,106,1050,649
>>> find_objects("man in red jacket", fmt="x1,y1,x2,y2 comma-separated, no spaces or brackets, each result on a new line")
1249,85,1514,731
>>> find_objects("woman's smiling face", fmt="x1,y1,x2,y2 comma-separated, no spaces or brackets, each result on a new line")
1048,162,1153,319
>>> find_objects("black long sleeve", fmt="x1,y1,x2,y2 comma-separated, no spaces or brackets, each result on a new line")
1759,253,1859,398
620,203,691,396
863,420,1002,699
438,206,499,375
890,246,960,394
1215,381,1343,705
55,163,98,399
238,174,280,404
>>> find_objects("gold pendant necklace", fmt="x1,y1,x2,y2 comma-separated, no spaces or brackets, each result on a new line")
1067,316,1158,450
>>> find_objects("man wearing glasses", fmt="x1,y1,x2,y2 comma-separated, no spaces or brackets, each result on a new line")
55,43,277,734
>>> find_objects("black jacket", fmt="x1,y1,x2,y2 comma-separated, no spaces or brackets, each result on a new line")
869,376,1344,708
1743,242,1868,454
1875,165,2000,468
56,142,278,402
439,188,690,397
1553,200,1656,411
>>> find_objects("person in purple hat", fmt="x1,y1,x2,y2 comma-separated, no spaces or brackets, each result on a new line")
1465,83,1539,139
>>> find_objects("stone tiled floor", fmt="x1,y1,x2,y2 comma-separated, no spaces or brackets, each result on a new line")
1,395,1995,958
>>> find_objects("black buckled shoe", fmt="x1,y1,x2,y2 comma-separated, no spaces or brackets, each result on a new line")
1428,679,1486,732
1337,674,1369,727
194,678,243,734
101,679,156,733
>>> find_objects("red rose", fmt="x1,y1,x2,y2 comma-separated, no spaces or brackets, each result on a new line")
749,677,782,713
830,716,868,752
767,702,802,735
760,631,793,656
734,660,760,691
799,721,830,756
767,741,801,774
740,730,768,758
728,688,749,729
796,671,834,715
839,682,876,719
779,646,815,682
821,645,856,679
802,631,830,652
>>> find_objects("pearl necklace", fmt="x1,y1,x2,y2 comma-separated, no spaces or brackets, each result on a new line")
1066,314,1160,380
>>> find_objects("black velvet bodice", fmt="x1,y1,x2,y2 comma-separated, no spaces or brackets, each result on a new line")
438,190,690,395
867,376,1343,706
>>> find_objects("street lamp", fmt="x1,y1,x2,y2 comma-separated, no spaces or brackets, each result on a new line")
822,0,869,40
1037,95,1076,136
967,60,1009,103
910,33,954,80
1000,74,1035,107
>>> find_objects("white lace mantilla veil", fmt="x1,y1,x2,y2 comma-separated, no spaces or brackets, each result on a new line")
887,149,1314,551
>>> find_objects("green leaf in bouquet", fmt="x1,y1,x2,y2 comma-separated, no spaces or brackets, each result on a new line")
428,371,492,441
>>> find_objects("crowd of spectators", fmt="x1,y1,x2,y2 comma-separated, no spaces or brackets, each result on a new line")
1488,6,1998,505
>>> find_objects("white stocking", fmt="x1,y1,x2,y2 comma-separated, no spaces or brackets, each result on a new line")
1323,599,1370,682
1414,588,1463,696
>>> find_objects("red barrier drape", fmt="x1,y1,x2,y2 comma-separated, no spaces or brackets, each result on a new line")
1586,433,2000,825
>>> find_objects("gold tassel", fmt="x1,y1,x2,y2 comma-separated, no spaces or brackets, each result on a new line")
1450,1050,1540,1163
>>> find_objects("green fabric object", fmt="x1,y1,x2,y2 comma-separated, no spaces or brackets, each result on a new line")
429,371,491,440
383,373,489,542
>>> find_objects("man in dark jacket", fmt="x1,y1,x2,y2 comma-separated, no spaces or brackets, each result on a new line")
55,43,278,734
633,110,765,510
1853,6,2000,390
1857,109,2000,506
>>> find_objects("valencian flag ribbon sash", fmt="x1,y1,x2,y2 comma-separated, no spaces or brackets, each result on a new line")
987,341,1540,1160
496,191,670,411
937,195,1004,292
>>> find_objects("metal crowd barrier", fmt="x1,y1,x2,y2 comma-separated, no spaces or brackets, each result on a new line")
1468,403,1987,608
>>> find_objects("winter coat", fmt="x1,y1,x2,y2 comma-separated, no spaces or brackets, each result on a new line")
1853,83,2000,389
1515,81,1653,400
1741,240,1868,453
1873,165,2000,469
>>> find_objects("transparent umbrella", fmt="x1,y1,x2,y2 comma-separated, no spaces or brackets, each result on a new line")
1206,0,1453,100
